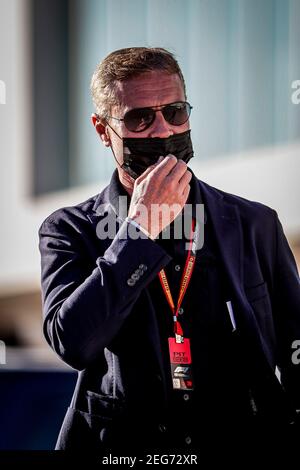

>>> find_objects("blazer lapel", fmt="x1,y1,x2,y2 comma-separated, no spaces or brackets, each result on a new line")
199,180,275,370
199,180,244,307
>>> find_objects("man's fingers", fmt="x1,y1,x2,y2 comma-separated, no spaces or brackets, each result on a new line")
178,169,192,193
182,183,191,202
152,154,178,178
135,156,164,184
167,159,188,182
134,154,191,201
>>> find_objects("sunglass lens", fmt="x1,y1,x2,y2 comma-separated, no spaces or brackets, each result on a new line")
124,102,191,132
124,108,154,132
163,102,190,126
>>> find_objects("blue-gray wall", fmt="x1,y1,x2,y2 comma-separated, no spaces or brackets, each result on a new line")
67,0,300,187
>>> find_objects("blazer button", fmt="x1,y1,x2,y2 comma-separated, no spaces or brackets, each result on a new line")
158,423,167,433
185,436,192,445
127,279,135,286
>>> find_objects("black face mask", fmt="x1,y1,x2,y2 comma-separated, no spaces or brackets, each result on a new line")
121,130,194,179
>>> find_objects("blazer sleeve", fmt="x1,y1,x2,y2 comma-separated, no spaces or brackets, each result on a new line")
272,211,300,407
38,213,171,370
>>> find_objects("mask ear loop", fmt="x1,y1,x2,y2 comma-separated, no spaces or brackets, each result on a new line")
98,115,141,180
102,118,125,171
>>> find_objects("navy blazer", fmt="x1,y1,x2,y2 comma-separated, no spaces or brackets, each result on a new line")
39,174,300,450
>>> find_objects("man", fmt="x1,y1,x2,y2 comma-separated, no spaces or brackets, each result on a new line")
39,47,300,452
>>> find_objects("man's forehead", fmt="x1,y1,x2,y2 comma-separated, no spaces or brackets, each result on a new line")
113,71,185,111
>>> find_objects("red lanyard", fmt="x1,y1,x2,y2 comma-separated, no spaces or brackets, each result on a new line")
158,218,197,343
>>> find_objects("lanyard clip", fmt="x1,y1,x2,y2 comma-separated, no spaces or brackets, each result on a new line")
174,318,184,343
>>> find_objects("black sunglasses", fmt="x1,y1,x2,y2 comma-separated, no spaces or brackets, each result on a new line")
106,101,192,133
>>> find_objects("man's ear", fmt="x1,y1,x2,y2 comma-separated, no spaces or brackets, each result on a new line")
91,113,111,147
